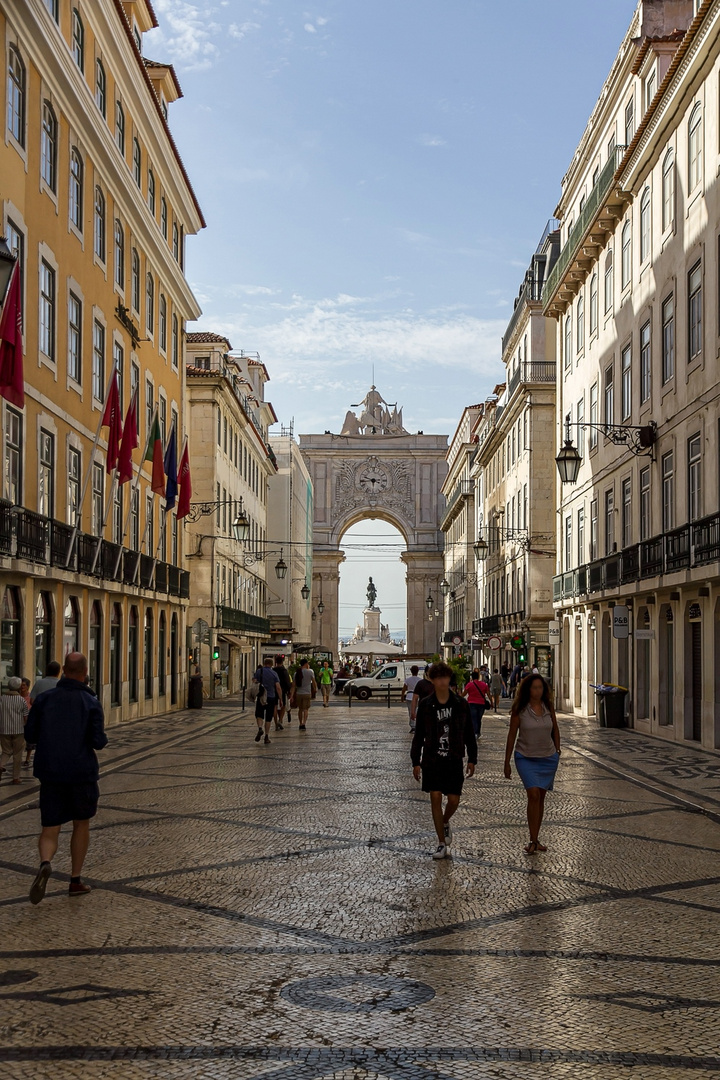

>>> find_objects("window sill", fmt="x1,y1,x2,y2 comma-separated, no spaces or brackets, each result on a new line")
686,186,703,214
93,254,107,276
39,353,57,376
6,131,28,169
69,222,84,247
66,377,83,398
39,180,58,209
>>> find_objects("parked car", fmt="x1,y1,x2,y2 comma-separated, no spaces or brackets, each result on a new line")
344,661,424,701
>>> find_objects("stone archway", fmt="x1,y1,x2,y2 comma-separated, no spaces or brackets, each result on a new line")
299,388,448,655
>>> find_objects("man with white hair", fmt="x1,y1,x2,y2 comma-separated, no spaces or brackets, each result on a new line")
0,676,28,784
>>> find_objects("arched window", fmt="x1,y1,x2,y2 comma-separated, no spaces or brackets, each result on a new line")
7,46,26,147
95,59,106,116
589,272,598,335
563,312,572,370
1,586,21,681
133,137,141,186
89,600,102,693
639,188,651,263
94,186,105,261
63,596,79,655
128,606,139,702
110,603,122,706
144,609,153,698
158,611,166,696
159,294,167,351
662,149,675,231
35,593,52,677
146,272,154,334
114,219,124,288
147,169,155,214
576,292,585,353
604,249,613,313
172,221,179,261
69,148,83,230
688,104,702,190
621,220,631,290
131,248,140,311
41,102,57,191
171,313,179,369
71,8,84,71
160,197,167,238
115,100,125,155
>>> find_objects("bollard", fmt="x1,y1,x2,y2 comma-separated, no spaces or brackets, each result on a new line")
241,684,246,711
348,686,352,708
387,684,391,709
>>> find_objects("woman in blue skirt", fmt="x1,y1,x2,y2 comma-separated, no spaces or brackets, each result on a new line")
503,674,560,854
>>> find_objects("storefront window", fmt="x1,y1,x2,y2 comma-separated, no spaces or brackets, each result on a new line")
89,601,102,694
110,603,122,706
35,592,52,677
1,586,21,685
144,608,153,698
63,596,79,656
158,612,166,696
128,606,138,702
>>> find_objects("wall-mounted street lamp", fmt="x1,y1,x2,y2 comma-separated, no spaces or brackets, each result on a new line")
556,420,657,484
317,599,325,616
274,550,288,579
301,583,311,600
426,592,434,610
439,578,450,596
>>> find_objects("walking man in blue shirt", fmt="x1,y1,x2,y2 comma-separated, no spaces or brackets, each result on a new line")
25,652,107,905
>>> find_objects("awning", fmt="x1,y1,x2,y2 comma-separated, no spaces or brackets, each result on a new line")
218,634,253,652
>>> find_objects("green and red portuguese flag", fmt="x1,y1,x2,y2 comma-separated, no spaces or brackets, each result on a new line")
144,413,166,496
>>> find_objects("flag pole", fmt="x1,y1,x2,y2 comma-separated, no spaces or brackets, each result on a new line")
65,360,118,569
112,398,154,580
90,469,119,576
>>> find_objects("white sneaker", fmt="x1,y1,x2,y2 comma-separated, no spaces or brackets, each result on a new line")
432,843,448,860
444,822,452,845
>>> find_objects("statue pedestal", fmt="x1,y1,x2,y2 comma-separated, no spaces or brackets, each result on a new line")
363,606,381,639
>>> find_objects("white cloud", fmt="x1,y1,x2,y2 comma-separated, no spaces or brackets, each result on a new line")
316,16,328,25
147,0,221,72
304,22,317,33
229,21,261,40
417,134,447,147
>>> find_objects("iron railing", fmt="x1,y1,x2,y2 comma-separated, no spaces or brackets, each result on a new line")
218,605,270,636
507,361,557,402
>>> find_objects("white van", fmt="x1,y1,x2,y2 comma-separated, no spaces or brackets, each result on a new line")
345,661,425,701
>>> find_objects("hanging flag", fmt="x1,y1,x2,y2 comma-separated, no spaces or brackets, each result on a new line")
117,388,139,484
144,413,165,495
0,264,24,408
101,370,123,473
163,425,178,511
176,439,192,519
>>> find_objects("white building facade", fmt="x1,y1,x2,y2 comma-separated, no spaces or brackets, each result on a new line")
266,432,313,654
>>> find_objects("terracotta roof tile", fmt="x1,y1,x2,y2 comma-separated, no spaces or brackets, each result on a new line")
186,331,232,347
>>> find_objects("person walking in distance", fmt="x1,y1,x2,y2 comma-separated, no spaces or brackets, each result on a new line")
0,677,29,784
292,659,316,732
410,666,434,732
402,665,422,731
490,669,503,712
273,655,292,729
463,669,490,738
319,661,333,708
26,661,61,769
25,653,107,903
503,674,560,855
254,658,281,745
411,661,477,860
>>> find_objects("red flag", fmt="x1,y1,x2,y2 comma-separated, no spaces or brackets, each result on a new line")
0,264,24,408
144,413,165,495
176,439,192,519
117,389,139,484
101,370,123,473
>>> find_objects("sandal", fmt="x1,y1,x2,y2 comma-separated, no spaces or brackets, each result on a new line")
535,841,547,852
524,841,538,854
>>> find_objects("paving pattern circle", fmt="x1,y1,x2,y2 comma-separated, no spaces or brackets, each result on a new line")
280,973,435,1012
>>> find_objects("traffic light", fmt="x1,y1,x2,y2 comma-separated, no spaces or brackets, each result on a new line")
212,646,219,660
511,634,528,664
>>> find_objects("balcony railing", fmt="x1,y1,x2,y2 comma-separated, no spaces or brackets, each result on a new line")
543,147,626,310
693,512,720,564
507,361,557,401
441,479,473,526
218,605,270,637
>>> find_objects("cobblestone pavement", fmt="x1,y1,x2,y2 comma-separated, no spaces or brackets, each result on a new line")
1,696,719,1078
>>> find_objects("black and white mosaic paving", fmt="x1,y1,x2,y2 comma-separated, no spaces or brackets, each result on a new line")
0,698,719,1078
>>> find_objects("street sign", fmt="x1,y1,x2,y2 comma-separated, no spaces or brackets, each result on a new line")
613,606,629,639
487,635,502,651
452,635,462,646
548,620,561,645
634,628,655,640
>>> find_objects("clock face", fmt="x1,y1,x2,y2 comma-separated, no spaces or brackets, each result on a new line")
358,466,388,493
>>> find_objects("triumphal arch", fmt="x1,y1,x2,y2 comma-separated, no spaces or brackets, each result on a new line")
299,388,448,655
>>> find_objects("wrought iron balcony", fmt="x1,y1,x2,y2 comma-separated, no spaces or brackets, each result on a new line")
218,605,270,636
507,361,557,402
441,479,474,529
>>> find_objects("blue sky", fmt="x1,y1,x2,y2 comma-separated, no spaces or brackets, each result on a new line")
146,0,637,636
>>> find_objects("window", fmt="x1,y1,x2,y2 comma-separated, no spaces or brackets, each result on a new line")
89,601,102,694
114,220,124,288
688,261,702,360
146,273,154,334
640,320,651,404
640,188,651,263
564,313,572,370
146,379,154,437
159,395,166,444
68,446,81,525
621,220,631,290
605,489,615,555
148,169,155,215
69,148,83,230
662,451,674,532
589,383,598,449
576,397,585,458
688,104,702,191
604,249,613,313
604,364,614,426
662,150,675,231
116,100,125,154
144,609,153,698
39,260,55,362
131,248,140,312
94,187,105,261
71,9,84,71
41,103,57,191
4,408,22,503
130,488,139,549
662,294,675,382
622,478,632,549
146,494,154,555
95,59,106,116
217,410,222,446
688,434,702,521
113,340,124,412
171,313,179,369
110,604,122,706
68,292,82,382
91,461,104,535
6,220,23,331
160,197,167,238
92,320,105,401
133,137,142,186
624,96,635,145
577,507,585,566
590,498,598,561
621,343,631,420
645,68,656,110
640,466,650,541
577,293,585,353
158,613,166,696
128,607,139,703
7,47,26,147
159,295,167,351
44,0,59,19
564,516,572,572
38,429,54,517
589,273,598,335
172,221,179,261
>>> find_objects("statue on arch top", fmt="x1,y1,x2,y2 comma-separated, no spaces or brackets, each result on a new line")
366,576,378,609
339,386,409,436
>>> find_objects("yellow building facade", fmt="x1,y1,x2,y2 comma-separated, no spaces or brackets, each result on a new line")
0,0,203,721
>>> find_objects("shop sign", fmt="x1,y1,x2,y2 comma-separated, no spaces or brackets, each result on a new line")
612,606,629,639
548,620,561,645
634,629,655,640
